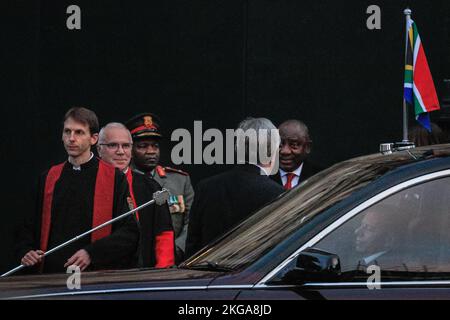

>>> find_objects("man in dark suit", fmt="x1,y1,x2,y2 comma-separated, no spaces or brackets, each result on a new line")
185,118,284,258
272,119,321,190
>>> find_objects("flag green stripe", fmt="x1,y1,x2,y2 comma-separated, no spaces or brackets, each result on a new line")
404,70,413,83
414,91,426,115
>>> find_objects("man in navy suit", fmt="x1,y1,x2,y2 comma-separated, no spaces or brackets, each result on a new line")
273,119,321,190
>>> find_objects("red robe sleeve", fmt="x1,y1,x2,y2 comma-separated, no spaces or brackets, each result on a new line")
155,231,175,268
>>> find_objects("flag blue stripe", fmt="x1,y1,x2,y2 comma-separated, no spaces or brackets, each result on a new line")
416,113,431,132
404,87,413,105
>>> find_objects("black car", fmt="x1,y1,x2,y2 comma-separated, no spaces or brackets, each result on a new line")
2,144,450,300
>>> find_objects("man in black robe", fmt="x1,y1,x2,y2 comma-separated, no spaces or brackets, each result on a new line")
16,107,139,274
97,122,174,268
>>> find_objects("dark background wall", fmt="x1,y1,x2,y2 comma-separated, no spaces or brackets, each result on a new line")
1,0,449,273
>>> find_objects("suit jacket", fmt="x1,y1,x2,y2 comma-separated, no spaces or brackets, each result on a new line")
271,160,322,187
185,164,284,258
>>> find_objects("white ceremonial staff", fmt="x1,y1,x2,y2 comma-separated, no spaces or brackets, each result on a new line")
1,189,170,278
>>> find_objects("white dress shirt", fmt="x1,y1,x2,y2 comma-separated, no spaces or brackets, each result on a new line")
279,163,303,188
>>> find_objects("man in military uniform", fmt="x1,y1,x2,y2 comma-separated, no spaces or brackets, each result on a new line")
125,113,194,264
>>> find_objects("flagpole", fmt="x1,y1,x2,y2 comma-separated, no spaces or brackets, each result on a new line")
402,8,412,143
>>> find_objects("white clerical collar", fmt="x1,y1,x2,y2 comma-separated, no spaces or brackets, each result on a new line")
123,167,129,174
279,163,303,177
69,152,94,171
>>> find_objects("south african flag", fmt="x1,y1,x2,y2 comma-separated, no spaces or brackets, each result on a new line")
404,19,440,132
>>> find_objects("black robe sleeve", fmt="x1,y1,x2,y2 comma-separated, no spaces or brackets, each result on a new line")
133,173,173,268
84,170,139,269
150,179,173,236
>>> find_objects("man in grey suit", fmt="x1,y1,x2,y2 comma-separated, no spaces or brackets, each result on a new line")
126,113,194,264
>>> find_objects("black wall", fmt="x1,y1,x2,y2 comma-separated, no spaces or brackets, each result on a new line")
1,0,449,273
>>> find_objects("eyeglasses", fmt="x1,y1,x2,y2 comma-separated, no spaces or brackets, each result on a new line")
99,143,133,151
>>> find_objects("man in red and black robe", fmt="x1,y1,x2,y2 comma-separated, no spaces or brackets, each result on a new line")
16,108,139,274
97,122,174,268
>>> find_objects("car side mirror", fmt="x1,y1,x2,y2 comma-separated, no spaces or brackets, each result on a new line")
281,248,341,284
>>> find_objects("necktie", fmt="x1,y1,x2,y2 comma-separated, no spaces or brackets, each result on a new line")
284,173,296,190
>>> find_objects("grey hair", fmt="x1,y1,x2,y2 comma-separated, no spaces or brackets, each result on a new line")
235,117,280,165
98,122,132,144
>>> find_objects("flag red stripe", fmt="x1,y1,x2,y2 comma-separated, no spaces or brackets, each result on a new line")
414,43,440,112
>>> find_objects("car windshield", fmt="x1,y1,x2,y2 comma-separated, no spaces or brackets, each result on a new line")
183,145,450,271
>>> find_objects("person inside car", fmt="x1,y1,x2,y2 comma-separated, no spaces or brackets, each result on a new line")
354,204,406,268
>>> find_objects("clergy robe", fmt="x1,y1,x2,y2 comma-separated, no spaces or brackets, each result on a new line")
16,157,139,274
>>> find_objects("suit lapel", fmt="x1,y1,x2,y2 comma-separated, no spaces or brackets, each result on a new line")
270,172,283,186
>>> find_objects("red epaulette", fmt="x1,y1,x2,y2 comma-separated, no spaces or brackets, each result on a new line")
164,166,189,176
155,165,166,178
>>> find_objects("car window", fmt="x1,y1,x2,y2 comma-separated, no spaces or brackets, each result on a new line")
314,176,450,281
183,148,434,270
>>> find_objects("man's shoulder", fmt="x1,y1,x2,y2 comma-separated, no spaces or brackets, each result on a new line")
39,161,68,180
270,171,283,185
153,165,193,194
98,158,118,171
157,165,189,176
199,166,282,190
45,160,67,171
155,166,191,182
258,175,285,195
197,168,233,186
131,170,162,190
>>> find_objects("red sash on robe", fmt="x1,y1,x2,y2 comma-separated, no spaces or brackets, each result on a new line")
125,169,174,268
40,159,116,252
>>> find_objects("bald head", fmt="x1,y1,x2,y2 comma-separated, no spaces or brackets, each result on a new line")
278,119,311,172
279,120,310,139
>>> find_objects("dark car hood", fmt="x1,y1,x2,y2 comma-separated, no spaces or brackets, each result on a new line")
0,268,224,299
